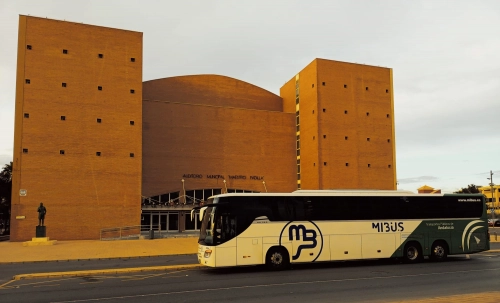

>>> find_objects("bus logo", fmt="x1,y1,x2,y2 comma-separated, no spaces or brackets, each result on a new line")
280,221,323,262
461,220,485,251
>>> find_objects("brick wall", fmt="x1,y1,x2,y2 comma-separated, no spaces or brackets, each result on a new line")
281,59,396,190
11,16,143,241
142,75,296,197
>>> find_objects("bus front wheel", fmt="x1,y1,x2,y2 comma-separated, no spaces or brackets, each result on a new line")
403,242,423,264
266,247,290,270
430,241,448,261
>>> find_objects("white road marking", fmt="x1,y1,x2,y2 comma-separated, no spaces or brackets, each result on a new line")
50,267,500,302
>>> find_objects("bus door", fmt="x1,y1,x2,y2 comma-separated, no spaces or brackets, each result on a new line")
214,210,237,267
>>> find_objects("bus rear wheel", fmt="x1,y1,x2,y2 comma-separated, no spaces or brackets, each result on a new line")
403,242,423,264
430,241,448,261
266,247,290,270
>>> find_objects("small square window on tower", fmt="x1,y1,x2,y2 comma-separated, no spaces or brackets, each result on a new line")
386,89,389,93
25,79,30,84
63,49,68,54
312,110,315,114
62,82,67,87
344,110,348,114
60,150,65,155
368,164,371,168
24,113,29,118
366,87,369,91
387,114,390,118
324,162,327,166
96,152,101,156
312,84,314,88
130,58,135,62
98,54,103,58
367,138,370,141
61,116,66,121
344,84,347,88
345,163,349,167
130,89,135,94
130,153,135,158
387,139,391,143
323,108,326,113
323,135,326,139
98,86,102,90
23,148,28,153
388,164,392,168
366,112,370,116
345,136,348,140
97,118,102,123
130,121,135,125
27,45,32,50
322,82,325,86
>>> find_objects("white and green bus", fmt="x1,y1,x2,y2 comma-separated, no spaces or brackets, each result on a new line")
192,190,489,270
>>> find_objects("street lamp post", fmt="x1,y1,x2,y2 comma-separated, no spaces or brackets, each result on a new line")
223,179,227,193
488,171,495,220
181,179,186,204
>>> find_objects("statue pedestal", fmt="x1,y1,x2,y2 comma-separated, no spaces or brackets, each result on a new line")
23,226,56,246
23,237,57,246
36,226,46,237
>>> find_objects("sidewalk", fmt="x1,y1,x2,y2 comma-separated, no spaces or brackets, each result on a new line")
0,237,199,263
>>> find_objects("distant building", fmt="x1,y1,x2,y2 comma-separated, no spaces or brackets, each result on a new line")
417,185,441,194
11,16,397,241
478,185,500,216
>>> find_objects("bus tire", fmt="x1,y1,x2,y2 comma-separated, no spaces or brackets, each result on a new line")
403,242,423,264
430,241,448,261
266,247,290,270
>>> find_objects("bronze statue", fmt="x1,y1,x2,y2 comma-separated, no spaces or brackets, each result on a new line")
37,202,47,226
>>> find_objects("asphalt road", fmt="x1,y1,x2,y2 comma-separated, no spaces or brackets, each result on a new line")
0,255,197,285
1,251,500,303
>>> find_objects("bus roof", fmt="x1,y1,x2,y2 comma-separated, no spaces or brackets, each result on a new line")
207,190,485,199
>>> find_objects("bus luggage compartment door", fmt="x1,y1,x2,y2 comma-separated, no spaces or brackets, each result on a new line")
236,238,262,265
330,235,362,260
362,234,396,259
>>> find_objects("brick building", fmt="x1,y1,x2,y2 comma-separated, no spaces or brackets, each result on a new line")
11,16,396,241
11,16,142,241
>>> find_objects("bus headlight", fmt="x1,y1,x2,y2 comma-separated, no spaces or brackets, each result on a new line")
204,249,212,258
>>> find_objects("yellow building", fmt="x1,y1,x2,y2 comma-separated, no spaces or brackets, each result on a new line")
417,185,441,194
478,185,500,216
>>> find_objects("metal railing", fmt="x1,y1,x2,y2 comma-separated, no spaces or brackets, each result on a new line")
100,225,162,241
141,195,205,209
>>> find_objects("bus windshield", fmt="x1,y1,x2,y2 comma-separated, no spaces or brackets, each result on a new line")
199,203,239,246
199,206,215,245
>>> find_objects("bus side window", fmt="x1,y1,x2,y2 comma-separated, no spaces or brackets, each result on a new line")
286,197,308,221
218,213,237,243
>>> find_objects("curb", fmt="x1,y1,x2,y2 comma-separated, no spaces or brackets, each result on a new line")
13,263,203,280
0,253,197,265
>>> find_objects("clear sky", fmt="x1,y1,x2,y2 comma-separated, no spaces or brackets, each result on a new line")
1,0,499,193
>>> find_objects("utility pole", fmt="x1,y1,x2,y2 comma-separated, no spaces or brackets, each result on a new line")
488,171,495,220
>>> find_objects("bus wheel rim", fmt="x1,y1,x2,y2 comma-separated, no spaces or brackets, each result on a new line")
407,247,418,260
271,252,283,265
434,245,445,257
